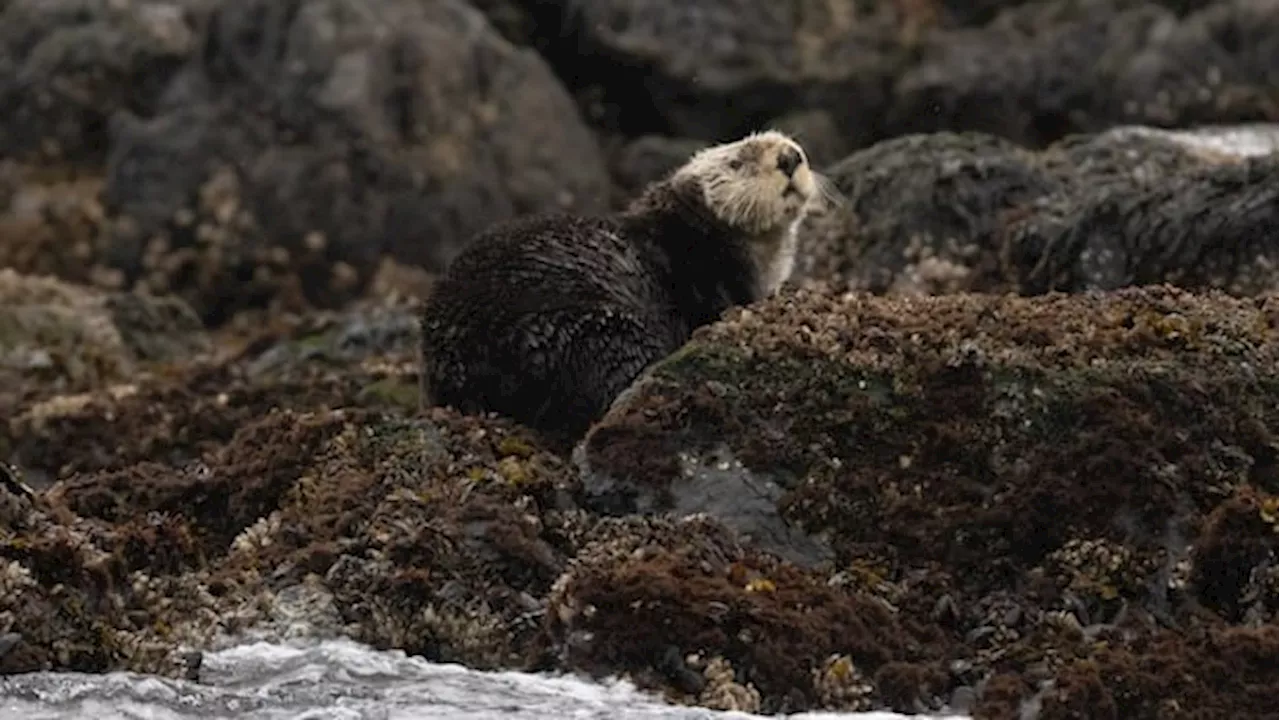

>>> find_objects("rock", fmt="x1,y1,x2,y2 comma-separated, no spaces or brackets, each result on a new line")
948,684,977,714
0,632,22,661
1009,130,1278,296
1,285,1275,714
0,298,583,672
3,297,419,485
797,132,1051,295
105,292,210,363
239,302,421,382
579,284,1277,714
928,0,1029,28
0,0,207,165
1,2,1277,716
798,126,1279,296
541,513,923,714
607,135,709,204
0,162,112,289
574,441,836,569
0,272,209,488
7,0,610,326
3,0,1276,333
517,0,1273,153
544,0,908,144
890,0,1278,146
764,109,853,169
1109,0,1279,128
0,268,208,412
467,0,540,48
1189,484,1278,622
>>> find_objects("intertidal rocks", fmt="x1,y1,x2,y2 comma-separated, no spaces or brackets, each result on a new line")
0,0,1275,329
0,0,611,325
797,127,1278,297
575,285,1277,716
0,0,1276,718
0,286,1273,718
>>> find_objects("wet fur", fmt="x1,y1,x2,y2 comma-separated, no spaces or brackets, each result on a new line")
420,131,825,449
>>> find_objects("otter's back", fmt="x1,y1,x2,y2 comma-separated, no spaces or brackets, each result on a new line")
429,214,669,326
420,213,684,443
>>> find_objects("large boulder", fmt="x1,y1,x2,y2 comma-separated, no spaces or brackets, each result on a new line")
0,0,209,166
490,0,1274,155
798,131,1050,296
798,126,1278,297
100,0,609,324
575,284,1278,715
536,0,909,145
1009,128,1279,296
890,0,1278,146
0,0,611,326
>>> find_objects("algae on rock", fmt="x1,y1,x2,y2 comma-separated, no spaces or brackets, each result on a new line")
798,128,1279,297
577,284,1278,716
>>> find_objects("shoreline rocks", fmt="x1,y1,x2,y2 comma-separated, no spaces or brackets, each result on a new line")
0,285,1273,717
574,284,1278,714
1,0,612,326
797,126,1279,297
0,1,1276,718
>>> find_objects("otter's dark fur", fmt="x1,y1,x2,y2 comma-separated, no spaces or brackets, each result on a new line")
420,132,819,449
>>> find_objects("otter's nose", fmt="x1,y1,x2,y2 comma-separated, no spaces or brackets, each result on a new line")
776,147,803,177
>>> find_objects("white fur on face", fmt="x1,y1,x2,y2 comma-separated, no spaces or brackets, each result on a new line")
673,130,825,295
674,130,820,234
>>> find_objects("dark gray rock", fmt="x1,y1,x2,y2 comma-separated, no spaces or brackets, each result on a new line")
0,0,209,165
1108,0,1279,129
547,0,906,143
1010,130,1279,295
241,303,419,380
798,126,1279,297
98,0,610,324
105,291,208,363
607,135,708,202
890,0,1278,146
575,436,836,568
797,132,1057,295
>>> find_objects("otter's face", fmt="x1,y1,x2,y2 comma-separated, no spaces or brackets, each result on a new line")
674,130,819,234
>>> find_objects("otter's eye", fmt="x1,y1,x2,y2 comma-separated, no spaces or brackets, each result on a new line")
728,159,743,171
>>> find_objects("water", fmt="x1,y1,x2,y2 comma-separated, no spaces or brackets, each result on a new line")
1102,122,1279,157
0,639,965,720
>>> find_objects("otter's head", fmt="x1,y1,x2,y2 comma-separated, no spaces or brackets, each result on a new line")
671,131,828,294
674,130,821,233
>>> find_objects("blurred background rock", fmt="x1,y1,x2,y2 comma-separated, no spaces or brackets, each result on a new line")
0,0,1274,329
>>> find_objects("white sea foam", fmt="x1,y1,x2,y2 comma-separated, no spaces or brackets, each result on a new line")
0,638,967,720
1095,122,1279,157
